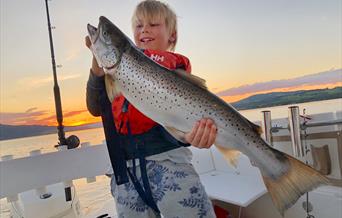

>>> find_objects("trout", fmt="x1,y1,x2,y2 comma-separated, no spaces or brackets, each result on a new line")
87,16,328,215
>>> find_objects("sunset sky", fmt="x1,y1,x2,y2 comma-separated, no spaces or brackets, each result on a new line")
1,0,341,126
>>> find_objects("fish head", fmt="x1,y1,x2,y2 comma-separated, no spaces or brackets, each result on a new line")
87,16,130,73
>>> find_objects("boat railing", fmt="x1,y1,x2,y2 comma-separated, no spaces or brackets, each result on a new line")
266,119,342,132
261,107,342,187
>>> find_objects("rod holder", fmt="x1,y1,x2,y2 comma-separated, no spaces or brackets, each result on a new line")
262,110,272,144
288,106,304,157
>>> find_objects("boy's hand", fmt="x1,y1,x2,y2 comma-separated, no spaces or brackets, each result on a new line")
85,36,105,77
185,118,217,149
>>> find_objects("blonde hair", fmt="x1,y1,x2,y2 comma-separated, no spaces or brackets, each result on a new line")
132,0,177,51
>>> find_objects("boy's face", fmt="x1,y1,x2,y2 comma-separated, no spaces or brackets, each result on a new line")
134,17,174,51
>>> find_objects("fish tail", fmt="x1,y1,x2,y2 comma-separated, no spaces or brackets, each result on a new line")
262,153,329,215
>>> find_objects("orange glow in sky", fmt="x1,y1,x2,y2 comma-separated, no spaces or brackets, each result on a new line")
0,109,102,127
49,115,102,127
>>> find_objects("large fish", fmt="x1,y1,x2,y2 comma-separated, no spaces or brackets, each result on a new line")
87,16,328,215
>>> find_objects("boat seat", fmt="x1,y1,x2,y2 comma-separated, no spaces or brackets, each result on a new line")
189,146,267,207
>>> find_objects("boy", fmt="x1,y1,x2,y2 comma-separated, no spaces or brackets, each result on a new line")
86,1,217,217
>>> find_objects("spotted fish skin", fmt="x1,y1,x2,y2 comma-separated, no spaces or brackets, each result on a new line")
115,48,288,175
87,16,328,215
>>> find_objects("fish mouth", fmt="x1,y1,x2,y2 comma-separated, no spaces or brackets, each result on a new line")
87,23,99,44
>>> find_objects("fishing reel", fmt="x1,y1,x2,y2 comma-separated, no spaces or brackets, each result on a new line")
65,135,80,149
54,135,80,149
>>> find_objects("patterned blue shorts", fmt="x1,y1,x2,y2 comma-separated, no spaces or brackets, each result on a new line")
110,159,215,218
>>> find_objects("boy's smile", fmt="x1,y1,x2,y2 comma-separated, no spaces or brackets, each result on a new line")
134,19,174,51
140,37,154,43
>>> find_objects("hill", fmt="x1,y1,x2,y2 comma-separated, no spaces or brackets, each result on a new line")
232,87,341,110
0,123,102,141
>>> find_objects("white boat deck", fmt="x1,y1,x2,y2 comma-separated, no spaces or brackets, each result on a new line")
190,146,267,207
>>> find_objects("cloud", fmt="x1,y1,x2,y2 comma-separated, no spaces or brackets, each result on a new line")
65,48,82,62
216,69,342,96
25,107,38,113
33,114,57,124
0,108,89,126
0,110,49,125
63,110,88,117
18,73,81,88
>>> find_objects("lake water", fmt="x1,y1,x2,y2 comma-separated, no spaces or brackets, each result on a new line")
1,98,341,217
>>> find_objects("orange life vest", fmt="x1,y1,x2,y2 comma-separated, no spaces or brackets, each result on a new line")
112,49,191,135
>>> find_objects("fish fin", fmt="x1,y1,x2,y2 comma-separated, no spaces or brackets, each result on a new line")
215,145,241,168
164,126,188,144
174,69,208,90
104,74,121,102
246,119,263,135
262,153,329,216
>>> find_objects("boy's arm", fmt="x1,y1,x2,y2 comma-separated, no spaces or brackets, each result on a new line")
85,36,106,117
86,70,105,116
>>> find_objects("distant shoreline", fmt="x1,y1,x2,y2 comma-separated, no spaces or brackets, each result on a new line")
1,87,341,141
0,126,104,142
235,96,341,111
0,123,103,141
237,97,342,112
232,87,341,110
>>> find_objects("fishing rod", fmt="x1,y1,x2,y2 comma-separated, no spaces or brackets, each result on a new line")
44,0,79,202
44,0,66,146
